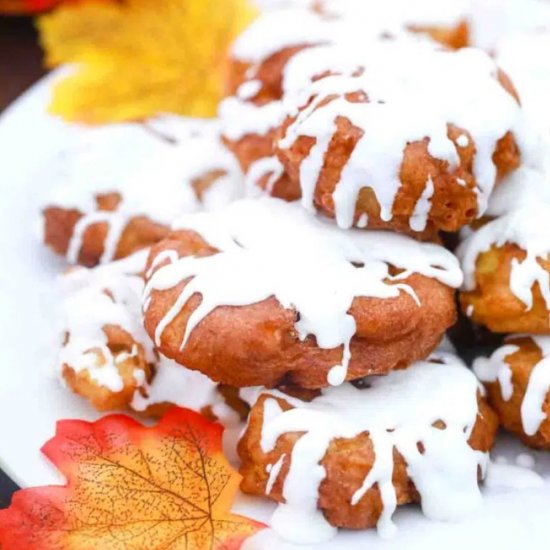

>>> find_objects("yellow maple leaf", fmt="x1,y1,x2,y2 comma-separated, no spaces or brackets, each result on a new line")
38,0,257,123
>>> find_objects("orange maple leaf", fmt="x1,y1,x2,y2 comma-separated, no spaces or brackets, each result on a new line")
37,0,257,123
0,408,264,550
0,0,58,14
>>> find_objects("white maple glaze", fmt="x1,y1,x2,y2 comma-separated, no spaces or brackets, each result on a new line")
220,97,287,142
144,197,462,386
473,345,520,402
473,0,550,47
244,157,285,196
238,80,263,101
234,0,470,67
317,0,470,28
495,30,550,127
45,117,243,265
474,336,550,436
265,453,286,495
410,176,435,232
58,251,235,421
231,8,332,66
250,359,487,543
486,163,550,218
457,203,550,312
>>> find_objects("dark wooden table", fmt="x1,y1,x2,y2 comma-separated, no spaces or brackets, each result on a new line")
0,15,44,507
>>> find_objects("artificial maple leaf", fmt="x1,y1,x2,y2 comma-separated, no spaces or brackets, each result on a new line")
37,0,257,123
0,408,264,550
0,0,57,13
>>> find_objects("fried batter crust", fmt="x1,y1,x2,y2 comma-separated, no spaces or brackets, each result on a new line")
237,391,498,530
62,324,153,412
223,130,278,173
143,231,457,388
43,197,169,268
413,20,470,50
227,45,311,104
44,165,230,268
460,244,550,334
481,337,550,449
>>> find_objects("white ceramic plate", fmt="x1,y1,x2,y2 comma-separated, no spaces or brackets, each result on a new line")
0,74,549,550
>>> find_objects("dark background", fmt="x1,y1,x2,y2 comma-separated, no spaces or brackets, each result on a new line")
0,17,44,108
0,15,44,506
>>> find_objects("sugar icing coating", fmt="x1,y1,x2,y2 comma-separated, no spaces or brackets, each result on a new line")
45,117,243,265
474,337,550,436
474,0,550,50
410,176,435,232
144,197,462,386
495,30,550,127
473,345,520,403
320,0,470,26
58,251,235,420
252,359,487,543
220,98,286,142
233,0,470,66
486,163,550,218
231,8,333,65
277,39,524,228
244,157,285,196
457,203,550,311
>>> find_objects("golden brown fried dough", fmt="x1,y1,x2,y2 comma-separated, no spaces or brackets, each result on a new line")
475,336,550,449
460,244,550,334
143,229,457,389
44,208,169,268
227,45,312,104
238,387,497,530
412,19,469,50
